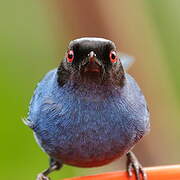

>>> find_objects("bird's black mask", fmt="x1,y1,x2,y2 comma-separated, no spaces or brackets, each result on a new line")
57,38,125,87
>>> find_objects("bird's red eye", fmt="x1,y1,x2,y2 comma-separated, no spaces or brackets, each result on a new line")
109,50,117,63
67,50,74,63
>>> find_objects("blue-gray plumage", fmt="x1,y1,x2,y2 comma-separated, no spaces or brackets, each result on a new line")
26,37,150,180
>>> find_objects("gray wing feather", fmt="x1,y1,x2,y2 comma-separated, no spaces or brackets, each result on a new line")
118,52,135,71
22,118,35,129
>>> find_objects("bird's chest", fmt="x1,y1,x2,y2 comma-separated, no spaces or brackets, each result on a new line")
36,92,136,157
33,87,144,167
43,94,125,136
32,75,148,167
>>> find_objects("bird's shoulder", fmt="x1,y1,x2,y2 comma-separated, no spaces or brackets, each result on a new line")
121,73,150,134
25,68,62,128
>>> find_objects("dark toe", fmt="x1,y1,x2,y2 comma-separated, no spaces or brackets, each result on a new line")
126,151,147,180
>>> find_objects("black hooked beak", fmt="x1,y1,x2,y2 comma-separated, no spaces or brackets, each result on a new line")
83,51,102,73
88,51,100,64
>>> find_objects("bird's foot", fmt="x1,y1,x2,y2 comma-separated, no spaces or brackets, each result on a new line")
37,173,50,180
126,151,147,180
36,158,62,180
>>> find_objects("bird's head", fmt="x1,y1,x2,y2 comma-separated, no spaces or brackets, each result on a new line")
57,37,125,87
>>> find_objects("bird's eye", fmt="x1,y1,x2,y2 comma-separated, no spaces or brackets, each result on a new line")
67,50,74,63
109,50,117,63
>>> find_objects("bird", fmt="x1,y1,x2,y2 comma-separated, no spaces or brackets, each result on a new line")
25,37,150,180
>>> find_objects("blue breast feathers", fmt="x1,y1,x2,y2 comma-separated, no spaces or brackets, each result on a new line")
27,69,150,167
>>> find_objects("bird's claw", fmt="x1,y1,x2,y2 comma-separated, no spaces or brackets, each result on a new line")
36,173,50,180
126,151,147,180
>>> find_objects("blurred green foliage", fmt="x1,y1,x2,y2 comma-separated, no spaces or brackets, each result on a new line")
147,0,180,100
0,0,76,179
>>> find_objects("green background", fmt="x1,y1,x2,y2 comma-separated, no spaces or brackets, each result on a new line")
0,1,180,180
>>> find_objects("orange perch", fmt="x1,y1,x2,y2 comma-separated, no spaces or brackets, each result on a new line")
64,165,180,180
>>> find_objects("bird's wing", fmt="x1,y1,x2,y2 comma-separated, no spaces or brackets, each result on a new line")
24,69,58,130
118,53,135,71
23,86,39,129
22,117,35,129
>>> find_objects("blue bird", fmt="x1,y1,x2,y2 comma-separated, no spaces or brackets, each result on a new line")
25,37,150,180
